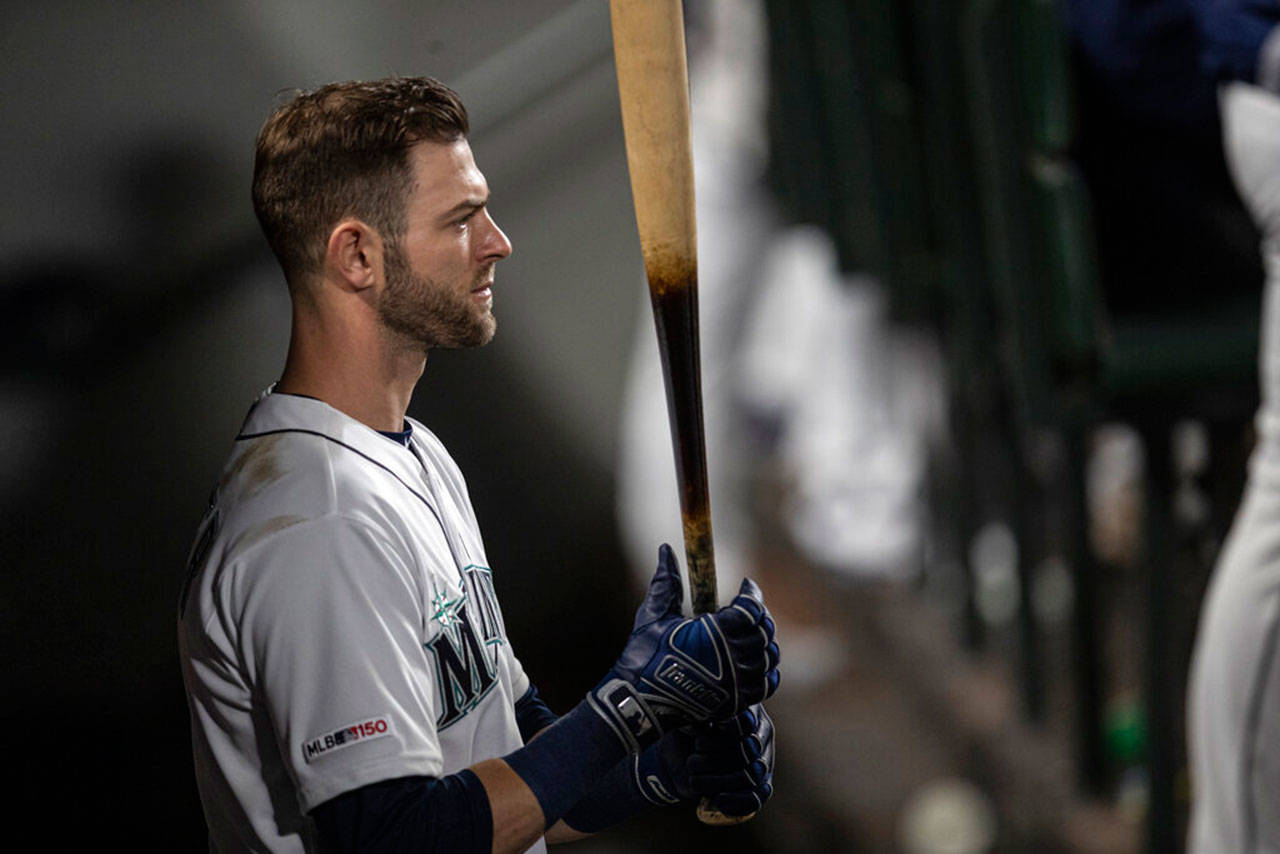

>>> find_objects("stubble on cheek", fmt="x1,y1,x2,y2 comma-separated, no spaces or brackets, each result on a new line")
378,250,496,350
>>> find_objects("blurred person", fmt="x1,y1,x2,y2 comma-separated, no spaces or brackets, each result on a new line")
1186,3,1280,852
177,77,780,854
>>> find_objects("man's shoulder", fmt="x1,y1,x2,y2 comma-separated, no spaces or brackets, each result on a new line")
217,429,338,512
215,393,430,532
196,430,421,615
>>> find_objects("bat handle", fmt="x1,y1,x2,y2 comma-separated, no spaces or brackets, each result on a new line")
697,798,756,825
686,541,757,825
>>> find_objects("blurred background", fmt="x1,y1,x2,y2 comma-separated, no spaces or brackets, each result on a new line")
4,0,1269,851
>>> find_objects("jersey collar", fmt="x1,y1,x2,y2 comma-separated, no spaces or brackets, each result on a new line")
236,386,423,485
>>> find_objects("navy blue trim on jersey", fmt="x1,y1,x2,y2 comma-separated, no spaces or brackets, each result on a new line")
310,771,492,853
514,684,558,743
234,428,451,552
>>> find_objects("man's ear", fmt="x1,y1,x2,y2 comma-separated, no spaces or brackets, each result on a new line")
324,219,384,293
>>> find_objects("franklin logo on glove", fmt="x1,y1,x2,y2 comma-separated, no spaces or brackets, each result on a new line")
587,544,781,752
655,659,725,709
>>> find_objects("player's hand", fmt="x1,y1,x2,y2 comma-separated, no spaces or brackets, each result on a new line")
686,705,775,816
634,704,776,817
587,544,780,752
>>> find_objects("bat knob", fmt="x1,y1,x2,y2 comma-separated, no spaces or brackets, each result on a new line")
696,797,756,826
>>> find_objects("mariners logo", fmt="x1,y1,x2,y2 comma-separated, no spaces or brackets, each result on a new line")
424,566,508,729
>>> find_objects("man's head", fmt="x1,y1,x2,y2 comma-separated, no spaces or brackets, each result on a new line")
252,77,510,349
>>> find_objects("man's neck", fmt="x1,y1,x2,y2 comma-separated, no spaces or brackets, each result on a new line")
276,311,426,433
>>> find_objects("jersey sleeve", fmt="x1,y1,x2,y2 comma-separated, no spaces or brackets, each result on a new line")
234,514,444,812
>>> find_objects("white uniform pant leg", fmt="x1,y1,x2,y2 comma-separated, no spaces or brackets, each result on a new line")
1189,81,1280,854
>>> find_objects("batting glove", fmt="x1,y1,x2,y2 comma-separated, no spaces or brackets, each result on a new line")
634,704,776,817
587,544,781,753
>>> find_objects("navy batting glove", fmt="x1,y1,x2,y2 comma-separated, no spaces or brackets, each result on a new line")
632,703,775,817
587,544,780,753
686,705,775,816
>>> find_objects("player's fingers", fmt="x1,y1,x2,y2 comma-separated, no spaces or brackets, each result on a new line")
688,738,750,766
689,759,768,792
727,629,771,659
689,733,761,770
765,641,780,673
726,624,774,669
733,674,766,709
739,669,771,708
688,743,768,777
755,705,774,747
707,781,772,817
733,649,773,701
714,602,761,638
721,606,775,671
719,623,775,711
697,709,753,740
737,576,764,605
755,710,775,763
725,585,770,631
633,544,684,629
732,706,758,737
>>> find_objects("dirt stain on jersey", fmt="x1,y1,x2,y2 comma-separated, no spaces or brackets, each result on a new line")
221,434,287,500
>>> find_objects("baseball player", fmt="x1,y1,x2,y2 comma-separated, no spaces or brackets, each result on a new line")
1187,2,1280,852
177,77,780,853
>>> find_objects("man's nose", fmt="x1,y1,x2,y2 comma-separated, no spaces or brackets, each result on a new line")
480,211,513,261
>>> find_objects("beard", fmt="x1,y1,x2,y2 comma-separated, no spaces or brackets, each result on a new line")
378,242,496,351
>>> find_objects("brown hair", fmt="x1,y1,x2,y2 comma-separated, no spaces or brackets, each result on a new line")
251,77,469,285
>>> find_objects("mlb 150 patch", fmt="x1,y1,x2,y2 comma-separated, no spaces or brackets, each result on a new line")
302,715,395,763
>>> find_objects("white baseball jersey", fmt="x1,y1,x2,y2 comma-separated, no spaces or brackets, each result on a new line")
178,389,544,853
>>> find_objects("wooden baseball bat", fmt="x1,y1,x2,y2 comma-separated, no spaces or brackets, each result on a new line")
609,0,749,827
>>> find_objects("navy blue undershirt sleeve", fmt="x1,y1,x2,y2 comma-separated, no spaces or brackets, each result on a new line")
561,754,656,833
514,684,559,743
502,701,632,829
310,771,492,854
510,684,668,833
